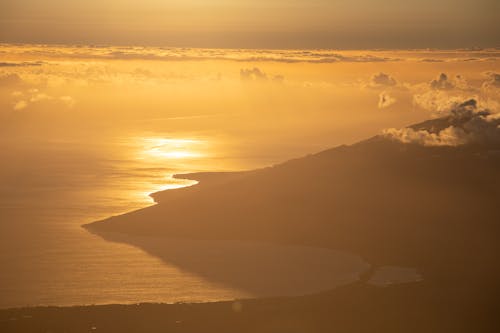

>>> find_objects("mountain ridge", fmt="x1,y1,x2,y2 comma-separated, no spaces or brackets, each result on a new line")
85,114,500,269
80,113,500,331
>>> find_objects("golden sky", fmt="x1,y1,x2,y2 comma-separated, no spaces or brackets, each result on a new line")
1,0,498,48
1,45,499,168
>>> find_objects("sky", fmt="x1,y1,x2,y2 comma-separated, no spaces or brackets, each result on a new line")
1,0,499,48
1,45,499,166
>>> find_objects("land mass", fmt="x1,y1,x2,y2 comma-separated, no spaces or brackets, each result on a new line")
84,112,500,331
3,112,499,332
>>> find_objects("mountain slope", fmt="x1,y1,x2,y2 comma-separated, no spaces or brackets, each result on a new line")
86,134,500,267
83,113,500,330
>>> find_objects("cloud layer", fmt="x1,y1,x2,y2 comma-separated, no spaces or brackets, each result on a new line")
2,45,499,65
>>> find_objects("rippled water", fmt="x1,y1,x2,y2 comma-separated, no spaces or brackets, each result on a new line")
0,137,368,308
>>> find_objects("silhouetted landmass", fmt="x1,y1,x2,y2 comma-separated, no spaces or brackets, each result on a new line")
82,116,500,331
4,116,498,332
87,122,500,268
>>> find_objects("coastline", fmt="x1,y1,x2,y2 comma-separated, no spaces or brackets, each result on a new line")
75,126,500,332
0,280,487,333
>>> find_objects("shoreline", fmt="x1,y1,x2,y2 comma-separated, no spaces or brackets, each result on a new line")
1,280,487,333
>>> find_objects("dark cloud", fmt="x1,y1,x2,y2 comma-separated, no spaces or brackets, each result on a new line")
0,61,45,67
430,73,455,90
420,58,445,63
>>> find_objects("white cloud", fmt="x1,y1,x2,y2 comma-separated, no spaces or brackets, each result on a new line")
412,91,470,114
384,99,500,146
13,100,28,110
10,89,75,110
378,92,397,109
410,73,484,115
59,96,76,107
30,93,52,102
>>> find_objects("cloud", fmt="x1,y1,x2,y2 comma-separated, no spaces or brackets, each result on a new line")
59,96,76,107
430,73,454,90
429,73,469,91
411,73,478,114
240,53,397,64
383,126,468,146
370,72,397,88
10,88,75,110
240,67,284,83
30,93,52,102
378,92,397,109
365,73,404,108
383,99,500,146
483,72,500,89
7,45,398,64
240,68,268,81
420,58,445,63
13,100,28,110
5,45,500,66
413,91,470,114
0,61,45,67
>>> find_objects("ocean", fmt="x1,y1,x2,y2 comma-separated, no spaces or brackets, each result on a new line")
0,136,367,308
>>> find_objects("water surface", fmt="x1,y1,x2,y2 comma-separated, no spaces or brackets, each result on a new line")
0,137,368,308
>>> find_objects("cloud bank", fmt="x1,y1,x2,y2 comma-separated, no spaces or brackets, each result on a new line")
384,99,500,146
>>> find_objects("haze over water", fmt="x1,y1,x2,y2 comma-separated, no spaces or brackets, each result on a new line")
0,135,371,308
0,136,246,308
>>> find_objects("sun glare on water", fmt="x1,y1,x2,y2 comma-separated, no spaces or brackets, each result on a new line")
130,137,210,201
144,138,205,160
